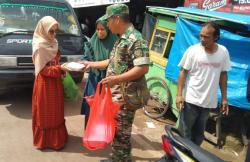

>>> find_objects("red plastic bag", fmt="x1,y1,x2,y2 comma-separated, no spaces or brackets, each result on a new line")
83,83,120,150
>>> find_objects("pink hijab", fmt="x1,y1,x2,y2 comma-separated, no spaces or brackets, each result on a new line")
32,16,59,76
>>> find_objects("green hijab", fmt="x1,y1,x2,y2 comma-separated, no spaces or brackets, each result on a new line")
89,16,118,62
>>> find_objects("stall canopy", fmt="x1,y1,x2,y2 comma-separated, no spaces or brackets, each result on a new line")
165,9,250,109
149,7,250,31
66,0,130,8
170,7,250,30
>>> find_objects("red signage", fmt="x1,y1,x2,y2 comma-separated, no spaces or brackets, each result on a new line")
184,0,250,15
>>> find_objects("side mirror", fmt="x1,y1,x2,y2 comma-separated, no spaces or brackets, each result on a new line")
82,35,90,42
81,23,89,36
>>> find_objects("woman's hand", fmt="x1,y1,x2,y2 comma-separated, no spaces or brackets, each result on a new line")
78,61,91,72
60,63,70,72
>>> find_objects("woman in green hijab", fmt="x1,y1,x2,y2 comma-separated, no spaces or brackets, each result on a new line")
81,16,118,127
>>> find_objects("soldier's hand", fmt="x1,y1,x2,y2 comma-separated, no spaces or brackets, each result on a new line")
176,96,184,111
101,75,120,87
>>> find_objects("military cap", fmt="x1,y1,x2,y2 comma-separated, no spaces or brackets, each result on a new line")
102,3,129,20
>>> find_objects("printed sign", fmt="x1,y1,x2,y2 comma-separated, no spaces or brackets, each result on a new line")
6,39,32,44
202,0,227,10
66,0,130,8
233,0,250,5
184,0,250,15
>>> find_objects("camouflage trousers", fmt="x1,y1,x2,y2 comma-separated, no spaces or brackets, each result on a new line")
111,105,136,162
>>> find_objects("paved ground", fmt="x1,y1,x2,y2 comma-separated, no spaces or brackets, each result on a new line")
134,109,249,162
0,75,248,162
0,80,166,162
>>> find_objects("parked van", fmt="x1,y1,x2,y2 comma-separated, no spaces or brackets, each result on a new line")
0,0,86,92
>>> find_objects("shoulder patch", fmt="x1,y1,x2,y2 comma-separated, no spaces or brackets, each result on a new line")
128,34,136,41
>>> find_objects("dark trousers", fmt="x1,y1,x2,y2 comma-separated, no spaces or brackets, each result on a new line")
246,143,250,162
178,102,210,145
111,106,136,162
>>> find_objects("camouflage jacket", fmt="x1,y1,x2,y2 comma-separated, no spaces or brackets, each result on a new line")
106,24,150,102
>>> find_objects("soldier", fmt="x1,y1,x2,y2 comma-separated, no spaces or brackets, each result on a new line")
82,3,150,162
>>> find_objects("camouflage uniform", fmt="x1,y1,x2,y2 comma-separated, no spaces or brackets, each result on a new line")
106,24,150,161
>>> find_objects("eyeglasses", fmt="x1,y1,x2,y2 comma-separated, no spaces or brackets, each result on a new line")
49,29,57,34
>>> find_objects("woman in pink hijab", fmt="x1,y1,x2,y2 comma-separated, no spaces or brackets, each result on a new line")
32,16,68,150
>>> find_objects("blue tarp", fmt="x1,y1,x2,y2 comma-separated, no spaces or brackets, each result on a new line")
165,18,250,110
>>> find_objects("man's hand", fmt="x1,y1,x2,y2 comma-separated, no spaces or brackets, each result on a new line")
101,75,120,87
221,100,229,115
176,96,184,111
176,69,187,111
79,59,109,71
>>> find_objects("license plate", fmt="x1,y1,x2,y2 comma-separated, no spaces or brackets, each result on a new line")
0,57,17,67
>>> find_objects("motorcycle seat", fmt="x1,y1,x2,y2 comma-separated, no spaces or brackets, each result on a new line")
165,126,224,162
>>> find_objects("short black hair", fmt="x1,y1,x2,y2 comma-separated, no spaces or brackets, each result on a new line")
202,21,220,41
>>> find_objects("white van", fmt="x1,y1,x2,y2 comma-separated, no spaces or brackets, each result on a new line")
0,0,87,92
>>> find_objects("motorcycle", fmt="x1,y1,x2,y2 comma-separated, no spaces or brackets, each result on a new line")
158,125,224,162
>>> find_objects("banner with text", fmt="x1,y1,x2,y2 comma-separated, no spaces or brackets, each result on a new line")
66,0,130,8
184,0,250,15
